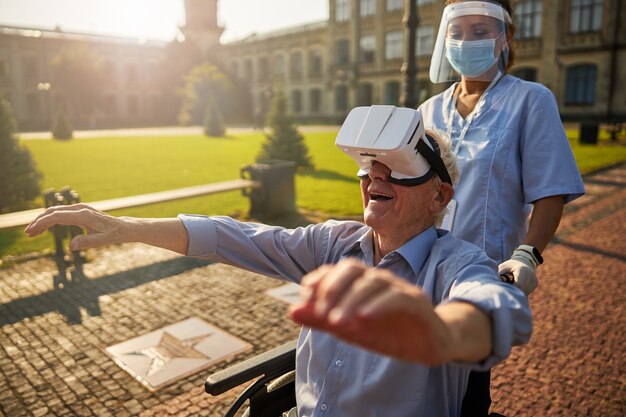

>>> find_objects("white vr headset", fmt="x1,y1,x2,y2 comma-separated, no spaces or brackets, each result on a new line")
335,106,452,186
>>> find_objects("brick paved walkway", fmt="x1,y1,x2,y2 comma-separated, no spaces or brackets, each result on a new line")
0,164,624,417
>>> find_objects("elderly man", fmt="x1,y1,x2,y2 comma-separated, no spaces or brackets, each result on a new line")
26,106,531,417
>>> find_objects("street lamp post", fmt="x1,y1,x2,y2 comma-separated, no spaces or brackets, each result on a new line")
401,0,419,109
37,82,53,127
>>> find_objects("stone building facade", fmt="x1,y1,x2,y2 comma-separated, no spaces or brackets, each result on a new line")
223,0,626,124
1,0,624,130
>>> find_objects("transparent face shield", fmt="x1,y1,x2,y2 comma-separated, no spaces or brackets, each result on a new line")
429,1,511,83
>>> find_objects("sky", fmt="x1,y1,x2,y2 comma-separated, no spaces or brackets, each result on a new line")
0,0,329,42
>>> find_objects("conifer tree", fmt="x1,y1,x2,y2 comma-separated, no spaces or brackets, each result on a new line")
203,98,225,137
257,89,312,168
51,107,73,140
0,100,42,213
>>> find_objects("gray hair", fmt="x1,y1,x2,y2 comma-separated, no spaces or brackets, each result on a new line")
426,129,460,226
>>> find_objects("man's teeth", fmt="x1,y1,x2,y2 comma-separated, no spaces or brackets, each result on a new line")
370,192,393,201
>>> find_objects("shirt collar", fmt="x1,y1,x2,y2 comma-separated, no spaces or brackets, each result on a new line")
395,226,438,275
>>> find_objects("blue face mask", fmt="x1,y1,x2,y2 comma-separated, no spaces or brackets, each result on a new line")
444,38,498,77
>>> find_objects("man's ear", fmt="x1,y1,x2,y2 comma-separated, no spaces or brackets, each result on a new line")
430,182,454,213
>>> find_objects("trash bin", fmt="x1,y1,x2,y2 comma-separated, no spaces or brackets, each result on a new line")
241,160,296,218
579,122,599,144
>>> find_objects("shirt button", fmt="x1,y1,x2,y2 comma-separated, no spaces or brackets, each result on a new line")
320,404,328,411
335,360,342,367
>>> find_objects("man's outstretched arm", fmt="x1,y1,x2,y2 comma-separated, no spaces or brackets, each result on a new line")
25,204,189,255
289,258,492,365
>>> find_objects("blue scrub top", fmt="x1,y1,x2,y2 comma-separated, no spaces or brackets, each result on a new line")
419,75,585,263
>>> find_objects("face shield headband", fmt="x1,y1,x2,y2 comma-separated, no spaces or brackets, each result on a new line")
335,106,452,187
429,1,511,83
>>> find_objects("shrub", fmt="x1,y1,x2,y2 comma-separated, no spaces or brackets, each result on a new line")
203,99,226,137
257,89,312,168
52,109,73,140
0,100,42,213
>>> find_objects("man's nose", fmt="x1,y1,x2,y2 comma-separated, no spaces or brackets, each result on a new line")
368,162,391,181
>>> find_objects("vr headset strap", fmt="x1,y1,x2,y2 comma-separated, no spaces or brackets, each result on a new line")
416,137,452,185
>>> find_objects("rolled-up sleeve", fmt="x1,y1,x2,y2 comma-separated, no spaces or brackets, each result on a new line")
178,214,218,257
441,249,532,370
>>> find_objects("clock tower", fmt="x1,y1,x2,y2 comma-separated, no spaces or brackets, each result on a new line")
181,0,224,59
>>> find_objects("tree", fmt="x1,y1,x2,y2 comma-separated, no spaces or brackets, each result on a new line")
203,98,225,137
257,88,312,168
178,63,231,126
51,107,73,140
0,100,42,214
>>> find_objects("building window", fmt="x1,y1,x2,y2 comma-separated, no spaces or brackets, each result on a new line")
310,88,322,113
335,85,349,111
511,67,537,82
102,94,117,115
126,63,138,85
358,83,373,106
290,51,303,79
387,0,403,12
244,59,253,81
258,56,269,81
274,54,285,78
309,49,323,77
569,0,603,33
361,0,376,17
417,80,431,104
417,0,435,5
149,94,161,116
22,57,39,85
384,81,401,105
336,39,350,66
291,90,302,113
26,93,40,117
230,61,240,78
0,59,7,78
416,25,434,56
336,0,350,22
565,64,596,106
128,95,140,115
515,0,542,39
385,30,403,60
360,35,376,63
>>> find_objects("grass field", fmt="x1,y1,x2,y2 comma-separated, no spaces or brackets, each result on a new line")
1,127,625,258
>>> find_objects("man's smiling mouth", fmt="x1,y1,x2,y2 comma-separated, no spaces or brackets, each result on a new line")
369,191,393,201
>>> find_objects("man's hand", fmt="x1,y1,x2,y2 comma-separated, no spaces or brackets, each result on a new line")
25,204,132,250
25,204,189,255
290,259,463,366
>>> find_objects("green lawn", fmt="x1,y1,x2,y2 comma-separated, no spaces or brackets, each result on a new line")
1,127,624,258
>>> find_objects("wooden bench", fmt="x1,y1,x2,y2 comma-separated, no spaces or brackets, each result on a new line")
0,179,260,230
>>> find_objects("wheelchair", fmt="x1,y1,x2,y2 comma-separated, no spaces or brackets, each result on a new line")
205,340,297,417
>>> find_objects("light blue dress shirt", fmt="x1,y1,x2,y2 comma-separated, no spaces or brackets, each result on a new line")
419,75,585,263
179,215,532,417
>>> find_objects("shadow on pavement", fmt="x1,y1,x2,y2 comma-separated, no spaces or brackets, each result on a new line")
0,256,212,325
552,237,626,262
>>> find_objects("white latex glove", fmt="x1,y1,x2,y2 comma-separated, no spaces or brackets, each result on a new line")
499,247,541,295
